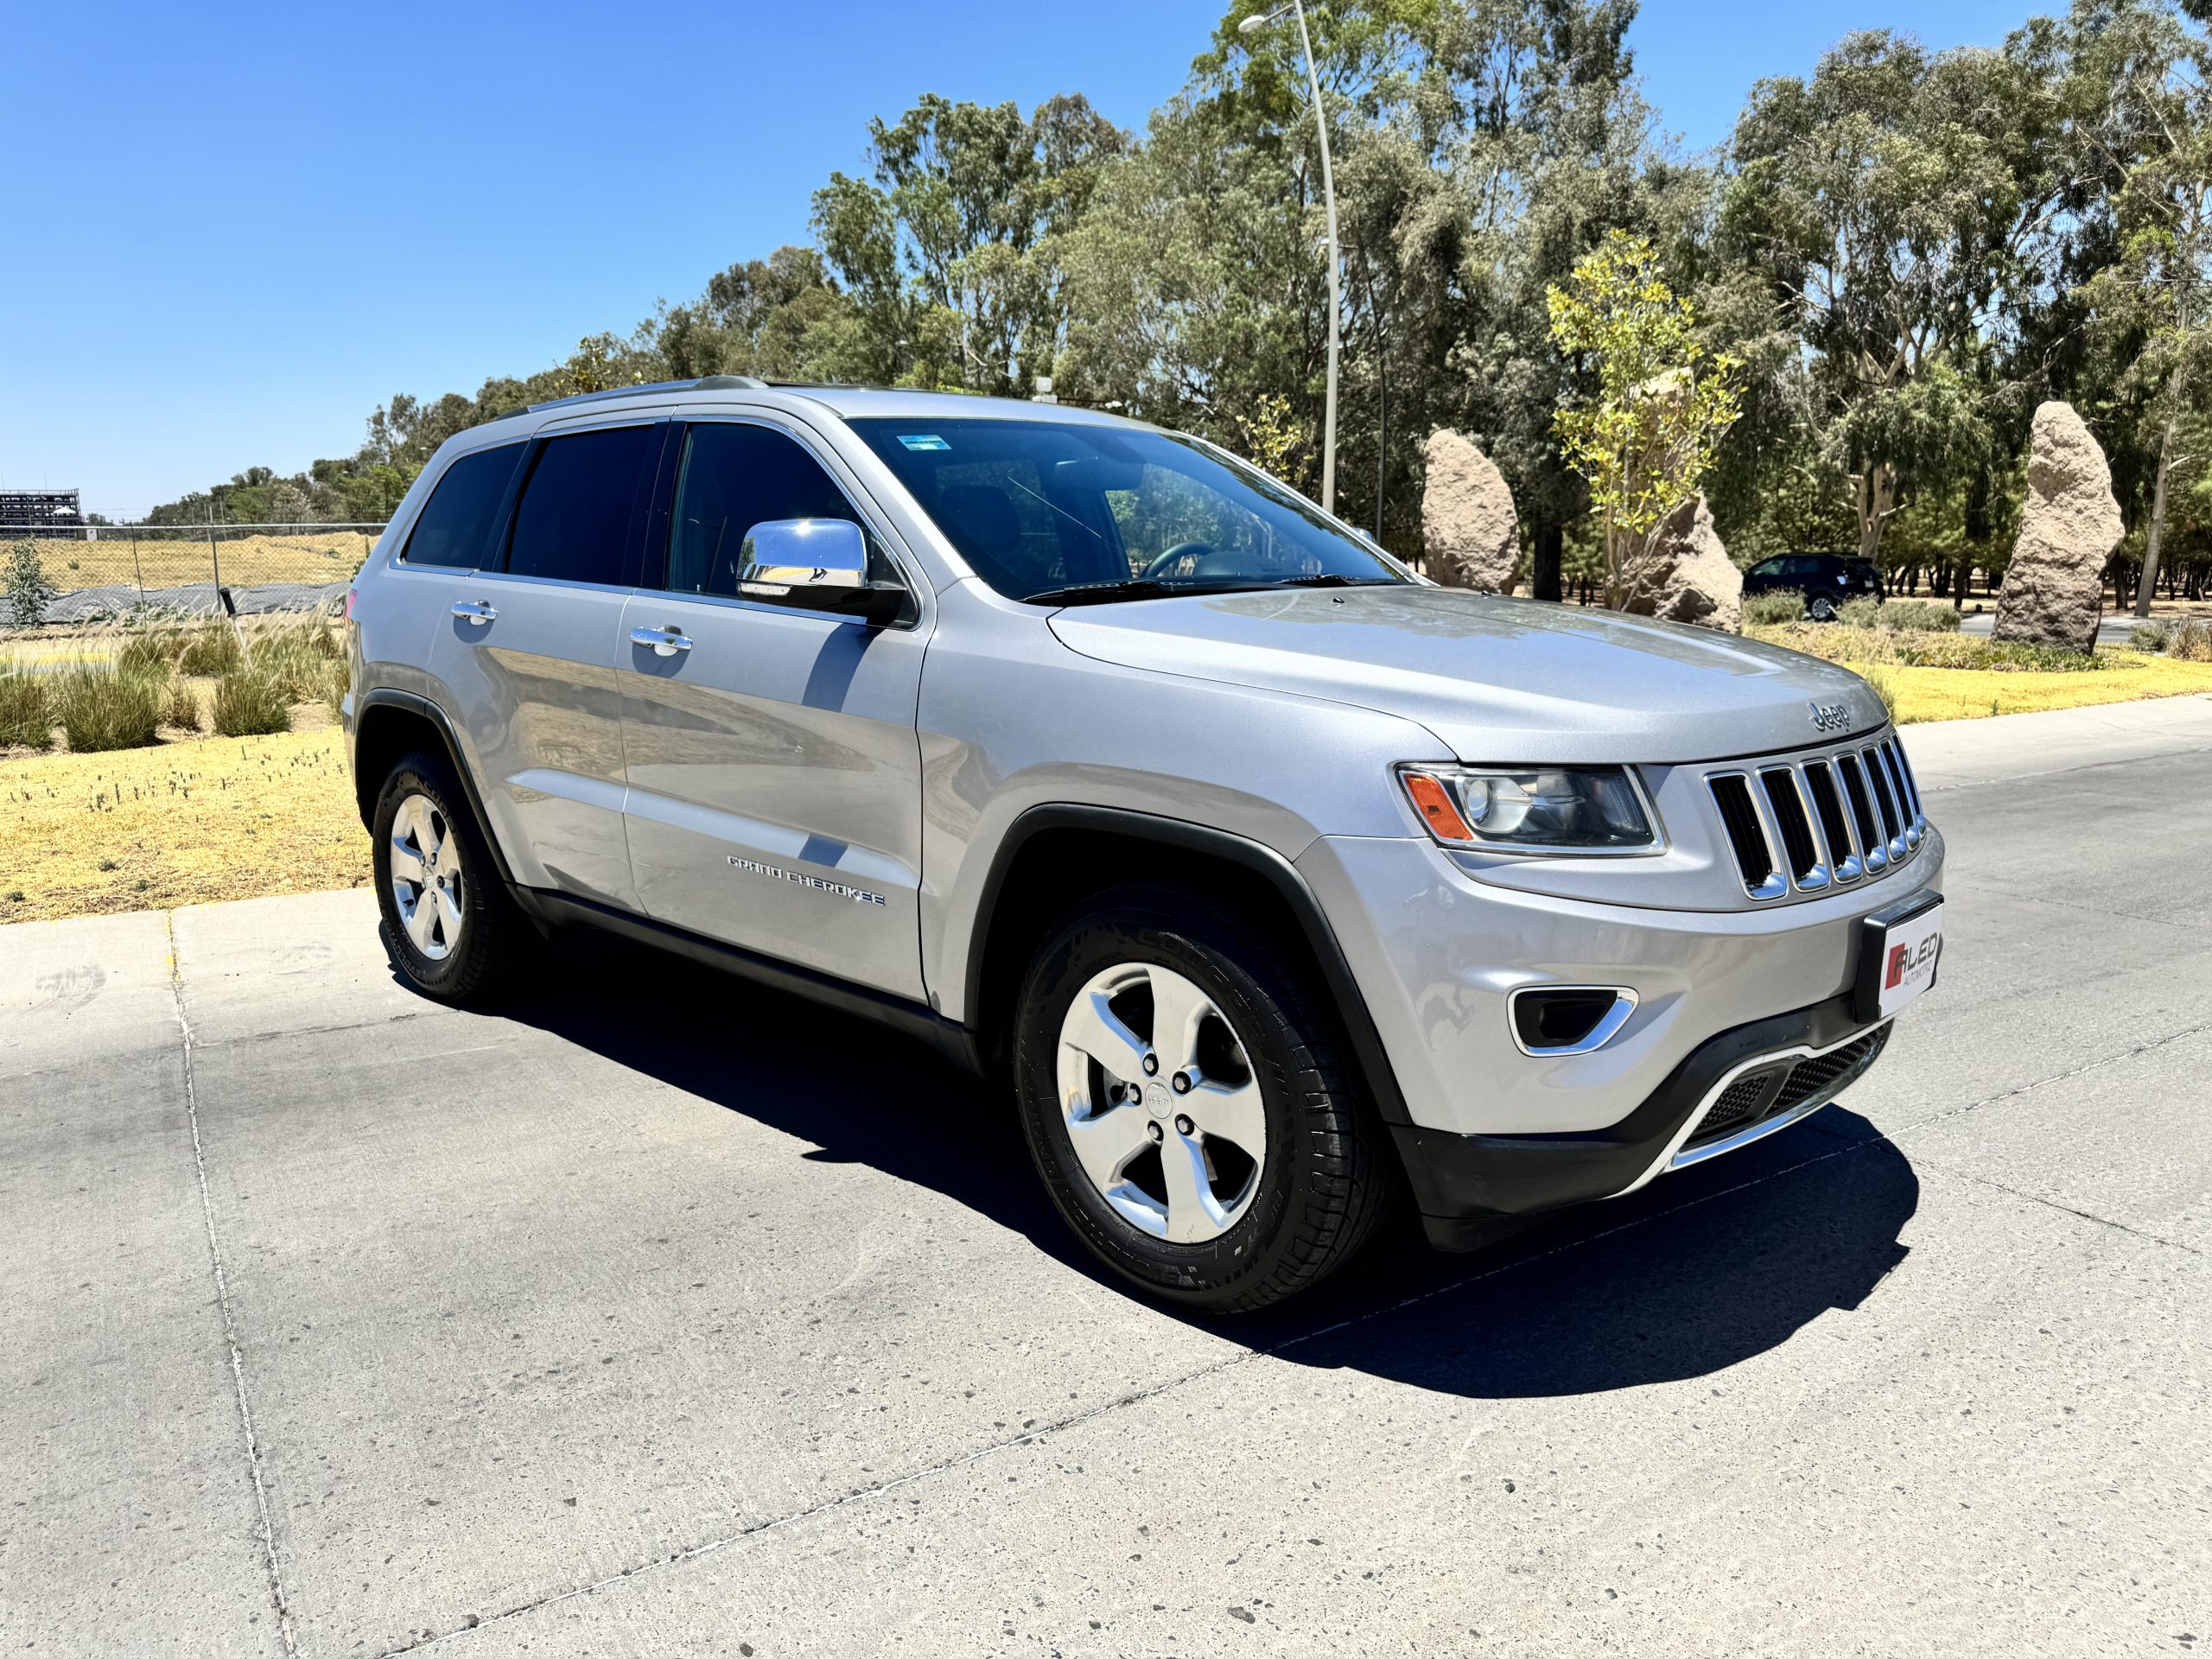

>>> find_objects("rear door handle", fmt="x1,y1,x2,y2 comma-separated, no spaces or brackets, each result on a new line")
451,600,498,626
630,625,694,658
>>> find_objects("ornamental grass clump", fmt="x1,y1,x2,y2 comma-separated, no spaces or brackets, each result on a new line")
116,625,184,677
2169,620,2212,662
248,619,340,702
53,665,162,752
163,675,202,732
0,663,54,749
212,670,292,737
176,622,243,677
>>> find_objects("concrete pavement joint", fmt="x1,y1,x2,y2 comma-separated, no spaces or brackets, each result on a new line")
1982,886,2202,933
165,912,299,1657
1904,1160,2203,1258
1886,1018,2212,1142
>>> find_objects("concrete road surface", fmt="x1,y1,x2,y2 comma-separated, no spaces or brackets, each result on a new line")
5,697,2210,1657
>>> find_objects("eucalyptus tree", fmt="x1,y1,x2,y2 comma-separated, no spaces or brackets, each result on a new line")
1059,0,1665,575
813,93,1128,392
1722,29,2071,563
2069,0,2212,612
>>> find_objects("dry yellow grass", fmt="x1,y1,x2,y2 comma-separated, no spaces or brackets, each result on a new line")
30,528,378,591
0,725,367,923
1876,653,2212,721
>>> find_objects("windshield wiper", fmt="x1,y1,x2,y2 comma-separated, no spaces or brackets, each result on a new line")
1025,579,1272,607
1275,574,1400,588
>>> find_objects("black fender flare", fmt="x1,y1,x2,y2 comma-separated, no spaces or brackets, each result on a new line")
351,687,516,886
963,804,1411,1125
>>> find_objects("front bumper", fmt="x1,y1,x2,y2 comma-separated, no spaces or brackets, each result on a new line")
1292,823,1942,1247
1393,993,1891,1249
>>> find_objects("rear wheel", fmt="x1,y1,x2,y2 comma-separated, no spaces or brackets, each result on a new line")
1013,884,1389,1313
1808,594,1838,621
371,749,517,1004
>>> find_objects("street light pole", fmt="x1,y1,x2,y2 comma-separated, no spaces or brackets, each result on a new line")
1241,0,1340,513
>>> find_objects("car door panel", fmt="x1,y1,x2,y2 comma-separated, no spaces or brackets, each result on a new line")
616,416,928,999
429,575,637,905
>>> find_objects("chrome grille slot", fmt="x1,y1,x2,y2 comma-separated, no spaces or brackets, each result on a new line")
1885,738,1924,827
1708,774,1785,900
1758,767,1827,890
1802,761,1859,880
1835,753,1885,870
1863,744,1904,846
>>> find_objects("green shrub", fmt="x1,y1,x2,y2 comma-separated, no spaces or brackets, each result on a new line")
1741,589,1805,627
0,664,54,749
53,665,162,752
1881,600,1963,632
175,623,243,677
212,670,291,736
1747,622,2108,672
163,675,202,732
2171,620,2212,663
2132,620,2171,652
4,540,59,630
319,654,350,718
1838,596,1884,629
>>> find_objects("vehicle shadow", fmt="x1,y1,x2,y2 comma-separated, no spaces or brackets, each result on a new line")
494,930,1918,1402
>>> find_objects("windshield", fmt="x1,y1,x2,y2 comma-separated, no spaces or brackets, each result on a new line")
847,417,1407,603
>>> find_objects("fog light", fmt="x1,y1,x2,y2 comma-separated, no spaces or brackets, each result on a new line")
1510,987,1638,1057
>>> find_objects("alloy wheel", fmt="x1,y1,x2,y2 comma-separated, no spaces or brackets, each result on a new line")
1055,962,1267,1243
388,792,465,962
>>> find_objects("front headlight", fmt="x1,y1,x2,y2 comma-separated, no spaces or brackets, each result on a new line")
1398,765,1661,854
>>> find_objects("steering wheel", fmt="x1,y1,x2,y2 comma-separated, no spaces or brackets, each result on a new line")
1140,542,1222,580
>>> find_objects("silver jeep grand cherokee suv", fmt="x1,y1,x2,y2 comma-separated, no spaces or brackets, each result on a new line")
343,378,1944,1313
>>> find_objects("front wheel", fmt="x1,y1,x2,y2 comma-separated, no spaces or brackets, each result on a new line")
1013,884,1390,1313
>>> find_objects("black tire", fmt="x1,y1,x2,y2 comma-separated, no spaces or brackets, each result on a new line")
1013,882,1391,1313
1808,594,1837,621
370,747,518,1005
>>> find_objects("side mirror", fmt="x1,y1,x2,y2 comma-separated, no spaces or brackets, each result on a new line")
735,518,906,625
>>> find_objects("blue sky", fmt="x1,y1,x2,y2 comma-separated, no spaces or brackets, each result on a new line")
2,0,2031,518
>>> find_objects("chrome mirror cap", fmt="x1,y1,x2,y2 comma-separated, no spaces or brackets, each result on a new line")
736,518,868,596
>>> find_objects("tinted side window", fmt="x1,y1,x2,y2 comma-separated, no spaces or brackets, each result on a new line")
664,422,891,596
505,425,658,586
402,443,524,569
1748,558,1784,579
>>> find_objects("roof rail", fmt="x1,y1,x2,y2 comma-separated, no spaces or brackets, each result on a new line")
527,374,767,414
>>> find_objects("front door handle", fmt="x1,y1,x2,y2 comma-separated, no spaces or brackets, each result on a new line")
630,625,694,658
451,600,498,626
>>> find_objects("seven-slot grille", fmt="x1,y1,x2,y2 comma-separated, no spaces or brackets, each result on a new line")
1706,732,1927,901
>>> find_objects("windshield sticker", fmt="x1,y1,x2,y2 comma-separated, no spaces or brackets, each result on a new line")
897,434,951,452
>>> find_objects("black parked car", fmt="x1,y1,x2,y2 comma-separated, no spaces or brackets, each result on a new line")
1743,554,1885,620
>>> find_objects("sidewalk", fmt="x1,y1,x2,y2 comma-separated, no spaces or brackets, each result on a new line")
1901,690,2212,791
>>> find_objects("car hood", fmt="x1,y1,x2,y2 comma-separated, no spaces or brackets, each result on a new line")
1048,586,1886,765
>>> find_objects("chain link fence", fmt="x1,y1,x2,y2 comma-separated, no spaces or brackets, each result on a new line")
7,524,386,626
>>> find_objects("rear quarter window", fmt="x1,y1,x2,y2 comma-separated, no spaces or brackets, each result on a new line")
401,442,526,569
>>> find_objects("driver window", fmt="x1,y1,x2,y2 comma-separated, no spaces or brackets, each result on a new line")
665,422,894,597
1106,466,1320,581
